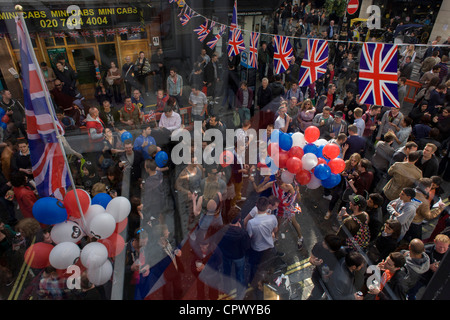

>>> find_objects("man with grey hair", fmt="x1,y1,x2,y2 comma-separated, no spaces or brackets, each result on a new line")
274,102,290,133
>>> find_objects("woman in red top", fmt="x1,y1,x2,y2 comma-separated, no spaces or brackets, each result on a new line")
10,171,37,219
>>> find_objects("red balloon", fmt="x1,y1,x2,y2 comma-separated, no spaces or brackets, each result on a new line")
286,157,303,174
220,150,234,168
328,158,346,174
99,233,125,258
1,115,10,124
64,189,91,218
304,126,320,143
317,158,327,166
115,217,128,234
273,150,289,168
323,143,340,160
268,143,280,157
288,146,304,159
24,242,54,269
295,170,312,185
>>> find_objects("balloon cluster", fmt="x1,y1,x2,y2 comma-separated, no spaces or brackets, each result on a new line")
264,127,345,189
25,190,131,286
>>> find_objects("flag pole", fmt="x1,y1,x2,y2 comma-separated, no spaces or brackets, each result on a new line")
15,5,90,235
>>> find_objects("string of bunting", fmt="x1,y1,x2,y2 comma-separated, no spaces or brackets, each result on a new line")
171,0,450,48
171,0,450,108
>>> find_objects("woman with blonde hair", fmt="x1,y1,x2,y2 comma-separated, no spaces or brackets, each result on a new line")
297,99,316,132
400,44,416,64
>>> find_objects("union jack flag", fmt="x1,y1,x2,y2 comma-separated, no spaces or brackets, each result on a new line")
248,32,260,69
68,31,80,38
16,17,70,200
179,7,193,26
298,39,328,87
273,35,293,75
359,43,400,108
206,24,227,50
194,20,210,42
117,27,128,35
229,0,238,38
227,28,245,57
81,30,91,37
54,31,66,38
131,26,141,33
106,29,115,36
194,20,209,35
93,30,104,37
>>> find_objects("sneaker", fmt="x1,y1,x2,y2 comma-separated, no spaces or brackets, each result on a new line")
322,195,332,201
297,238,304,250
324,211,332,220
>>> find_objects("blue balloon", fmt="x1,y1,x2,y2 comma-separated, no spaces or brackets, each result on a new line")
32,197,68,225
316,145,324,158
92,192,112,209
0,108,6,129
279,132,293,151
321,173,342,188
303,143,318,155
155,151,169,168
121,131,133,143
314,163,331,180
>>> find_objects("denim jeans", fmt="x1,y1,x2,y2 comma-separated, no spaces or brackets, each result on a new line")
238,107,250,126
222,256,246,297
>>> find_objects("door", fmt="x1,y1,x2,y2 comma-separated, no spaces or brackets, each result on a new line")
71,47,96,99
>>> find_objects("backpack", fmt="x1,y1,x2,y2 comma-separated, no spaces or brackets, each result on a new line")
345,214,370,251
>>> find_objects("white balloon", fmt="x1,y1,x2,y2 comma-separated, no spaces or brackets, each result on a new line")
302,153,318,171
291,132,306,148
106,196,131,223
80,242,108,269
87,259,113,286
49,242,81,270
88,213,116,239
306,175,322,189
281,170,295,184
314,139,328,146
84,204,106,226
51,220,85,244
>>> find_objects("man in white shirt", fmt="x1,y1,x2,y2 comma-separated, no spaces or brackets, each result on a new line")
159,105,181,132
246,197,279,285
274,103,291,133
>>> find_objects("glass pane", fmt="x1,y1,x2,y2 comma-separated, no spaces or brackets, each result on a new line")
71,47,96,84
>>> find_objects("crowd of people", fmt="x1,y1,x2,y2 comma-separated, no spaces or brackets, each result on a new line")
0,0,449,301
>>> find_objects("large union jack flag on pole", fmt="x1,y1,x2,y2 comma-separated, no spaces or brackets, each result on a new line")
273,35,293,75
298,39,328,87
229,0,238,38
248,32,260,69
359,43,400,108
16,17,71,200
228,28,245,57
